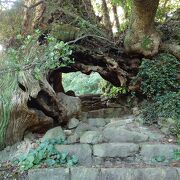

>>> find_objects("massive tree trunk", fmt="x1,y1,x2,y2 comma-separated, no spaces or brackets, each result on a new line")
124,0,161,56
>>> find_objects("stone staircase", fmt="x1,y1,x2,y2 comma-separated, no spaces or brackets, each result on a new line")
28,108,180,180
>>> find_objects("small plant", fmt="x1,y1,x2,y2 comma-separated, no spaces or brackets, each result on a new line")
140,36,153,50
100,81,128,98
13,139,78,171
173,149,180,161
153,155,166,162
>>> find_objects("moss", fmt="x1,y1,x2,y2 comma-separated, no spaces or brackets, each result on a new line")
50,24,83,42
0,101,11,150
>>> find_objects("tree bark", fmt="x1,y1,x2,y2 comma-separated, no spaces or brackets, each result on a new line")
101,0,113,37
124,0,161,56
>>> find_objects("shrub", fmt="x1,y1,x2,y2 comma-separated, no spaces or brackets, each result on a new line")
134,53,179,98
142,92,180,123
134,53,180,137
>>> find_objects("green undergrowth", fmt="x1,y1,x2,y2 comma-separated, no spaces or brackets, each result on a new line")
13,139,78,171
132,53,180,137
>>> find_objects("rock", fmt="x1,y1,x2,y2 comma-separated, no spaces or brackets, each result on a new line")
80,131,103,144
177,168,180,176
27,167,179,180
87,118,106,127
57,92,81,119
101,168,132,180
64,130,73,136
87,108,127,118
71,167,100,180
140,129,165,141
67,133,80,144
140,144,180,163
68,118,79,129
28,168,69,180
55,144,92,166
158,117,177,135
132,107,140,116
104,118,111,124
41,126,65,142
87,109,104,118
93,143,139,158
24,132,36,141
0,142,20,162
75,122,96,136
80,112,88,122
105,118,133,128
93,157,103,166
100,168,179,180
103,127,149,143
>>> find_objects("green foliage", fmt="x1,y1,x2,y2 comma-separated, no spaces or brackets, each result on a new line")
63,72,103,95
1,30,73,80
14,139,78,171
118,21,129,32
142,92,180,125
101,81,128,98
156,0,180,22
134,53,179,98
0,0,23,42
173,149,180,161
63,72,128,97
140,36,153,51
112,0,132,18
133,53,180,137
153,155,166,162
12,31,72,80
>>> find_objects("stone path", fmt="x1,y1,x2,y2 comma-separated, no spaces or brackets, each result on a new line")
28,108,180,180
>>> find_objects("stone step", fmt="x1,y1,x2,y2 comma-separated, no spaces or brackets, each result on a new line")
140,144,180,164
28,167,180,180
55,143,179,167
86,108,131,118
55,144,92,166
103,126,149,143
93,143,139,158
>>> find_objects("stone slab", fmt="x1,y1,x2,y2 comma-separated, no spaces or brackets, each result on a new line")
71,167,100,180
28,168,69,180
103,127,149,143
93,143,139,158
56,144,92,166
80,131,103,144
140,144,180,163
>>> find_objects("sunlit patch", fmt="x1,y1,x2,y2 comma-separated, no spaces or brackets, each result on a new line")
0,0,16,10
0,44,3,51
